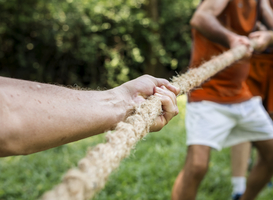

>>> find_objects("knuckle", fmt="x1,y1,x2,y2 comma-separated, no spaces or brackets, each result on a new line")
172,107,179,116
175,108,179,115
165,95,172,104
172,92,177,100
143,74,152,79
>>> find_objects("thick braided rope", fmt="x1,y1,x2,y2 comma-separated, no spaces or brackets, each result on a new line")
41,41,256,200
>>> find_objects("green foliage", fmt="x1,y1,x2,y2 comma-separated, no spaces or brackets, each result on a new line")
1,97,273,200
0,0,196,88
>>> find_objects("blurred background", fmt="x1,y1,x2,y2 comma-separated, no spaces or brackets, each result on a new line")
0,0,198,88
0,1,201,199
2,1,273,200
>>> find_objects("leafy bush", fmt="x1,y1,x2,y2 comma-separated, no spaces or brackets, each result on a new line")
0,0,196,88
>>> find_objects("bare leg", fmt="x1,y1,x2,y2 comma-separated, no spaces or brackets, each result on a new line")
172,169,185,200
171,145,211,200
231,142,251,196
231,142,251,177
241,139,273,200
230,142,251,196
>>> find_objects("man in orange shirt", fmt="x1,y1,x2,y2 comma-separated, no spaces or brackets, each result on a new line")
171,0,273,200
230,1,273,198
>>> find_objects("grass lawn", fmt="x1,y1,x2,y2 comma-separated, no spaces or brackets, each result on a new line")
1,96,273,200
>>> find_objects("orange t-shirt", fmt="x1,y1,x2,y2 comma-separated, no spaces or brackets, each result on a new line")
188,0,258,103
247,53,273,113
246,1,273,113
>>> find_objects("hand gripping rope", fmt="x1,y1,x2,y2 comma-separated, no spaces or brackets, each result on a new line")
41,40,257,200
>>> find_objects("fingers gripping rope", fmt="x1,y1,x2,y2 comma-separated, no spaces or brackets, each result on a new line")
41,41,257,200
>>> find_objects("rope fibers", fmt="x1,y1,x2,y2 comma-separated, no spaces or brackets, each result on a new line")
41,41,257,200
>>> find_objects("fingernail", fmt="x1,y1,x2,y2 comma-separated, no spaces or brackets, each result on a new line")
175,86,180,91
155,93,163,97
172,85,180,94
156,87,164,92
161,86,166,89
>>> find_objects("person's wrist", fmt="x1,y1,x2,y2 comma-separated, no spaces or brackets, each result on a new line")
227,33,239,49
85,87,133,130
111,85,135,121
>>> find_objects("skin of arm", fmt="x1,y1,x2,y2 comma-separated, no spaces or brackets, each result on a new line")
249,0,273,51
261,0,273,29
0,75,179,157
190,0,253,57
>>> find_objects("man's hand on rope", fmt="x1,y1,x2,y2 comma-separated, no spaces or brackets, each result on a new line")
150,85,180,132
249,31,273,52
118,75,180,132
228,35,253,58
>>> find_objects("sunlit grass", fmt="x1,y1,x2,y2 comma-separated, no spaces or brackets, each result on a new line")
1,96,273,200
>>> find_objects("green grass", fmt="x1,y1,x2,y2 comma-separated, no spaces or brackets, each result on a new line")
1,96,273,200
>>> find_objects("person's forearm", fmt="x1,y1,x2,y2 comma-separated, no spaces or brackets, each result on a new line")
261,0,273,29
0,77,133,156
190,11,237,48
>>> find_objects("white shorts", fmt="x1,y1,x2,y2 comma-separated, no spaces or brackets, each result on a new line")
186,97,273,150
